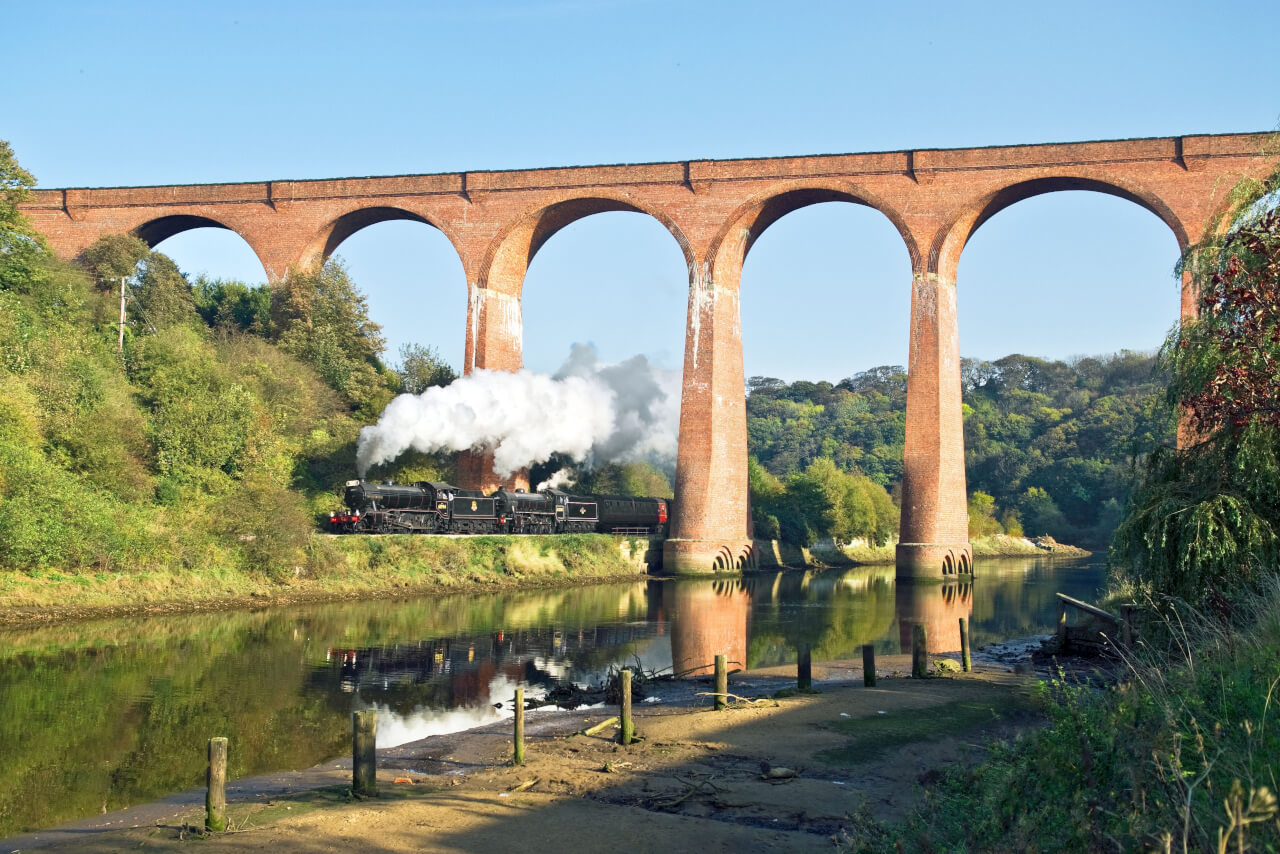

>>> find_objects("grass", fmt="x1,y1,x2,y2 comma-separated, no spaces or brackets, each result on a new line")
839,578,1280,853
788,534,1090,568
0,533,648,621
816,682,1037,767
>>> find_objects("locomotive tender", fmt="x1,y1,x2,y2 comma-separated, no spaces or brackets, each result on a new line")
329,479,670,536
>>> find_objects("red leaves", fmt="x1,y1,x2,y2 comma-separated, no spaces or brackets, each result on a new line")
1183,208,1280,435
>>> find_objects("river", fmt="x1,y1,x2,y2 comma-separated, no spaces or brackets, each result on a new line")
0,555,1104,837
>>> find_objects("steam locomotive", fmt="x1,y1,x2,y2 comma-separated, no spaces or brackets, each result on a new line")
329,479,670,536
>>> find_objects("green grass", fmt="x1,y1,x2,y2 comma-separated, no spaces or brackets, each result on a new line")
2,533,648,618
816,683,1036,767
839,581,1280,853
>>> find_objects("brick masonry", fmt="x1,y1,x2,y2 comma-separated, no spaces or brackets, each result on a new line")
21,133,1279,576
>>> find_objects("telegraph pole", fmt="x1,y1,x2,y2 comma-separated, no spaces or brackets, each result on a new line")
118,276,127,352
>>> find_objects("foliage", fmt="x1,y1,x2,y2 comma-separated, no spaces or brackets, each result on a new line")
1112,168,1280,606
81,233,149,285
0,139,47,293
844,583,1280,853
271,259,391,415
749,351,1173,547
749,455,896,546
192,276,271,335
129,251,199,331
532,459,674,498
395,342,458,394
748,370,906,486
967,490,1002,537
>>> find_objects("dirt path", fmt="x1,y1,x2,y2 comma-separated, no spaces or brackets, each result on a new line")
3,655,1042,853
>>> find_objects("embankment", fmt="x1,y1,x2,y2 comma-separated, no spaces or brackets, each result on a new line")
0,534,659,627
755,533,1090,568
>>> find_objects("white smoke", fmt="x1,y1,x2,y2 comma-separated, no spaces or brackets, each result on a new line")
536,468,576,491
356,344,680,478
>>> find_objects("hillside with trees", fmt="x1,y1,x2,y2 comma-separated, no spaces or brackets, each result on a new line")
747,349,1174,548
0,140,458,580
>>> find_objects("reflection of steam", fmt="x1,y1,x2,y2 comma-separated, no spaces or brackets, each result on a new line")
356,344,679,477
896,581,973,653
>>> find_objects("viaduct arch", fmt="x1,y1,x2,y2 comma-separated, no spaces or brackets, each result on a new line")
21,132,1277,577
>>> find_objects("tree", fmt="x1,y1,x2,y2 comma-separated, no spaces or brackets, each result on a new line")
130,252,199,331
968,490,1003,537
395,343,457,394
192,277,271,335
1112,166,1280,607
0,140,48,291
82,234,149,286
271,260,390,413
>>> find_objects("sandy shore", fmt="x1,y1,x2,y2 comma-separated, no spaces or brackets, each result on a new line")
3,646,1047,853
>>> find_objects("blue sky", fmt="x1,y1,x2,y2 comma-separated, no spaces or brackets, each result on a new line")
4,0,1277,380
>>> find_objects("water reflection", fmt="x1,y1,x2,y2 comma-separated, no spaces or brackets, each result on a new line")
895,580,974,653
668,578,750,676
0,556,1103,838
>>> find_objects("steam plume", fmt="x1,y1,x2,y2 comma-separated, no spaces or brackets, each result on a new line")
356,344,679,478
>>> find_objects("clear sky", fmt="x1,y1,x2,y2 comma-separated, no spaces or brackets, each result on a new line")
4,0,1277,381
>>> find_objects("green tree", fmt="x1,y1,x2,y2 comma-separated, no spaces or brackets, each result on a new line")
395,342,457,394
968,490,1004,537
1018,486,1068,538
0,140,48,291
81,233,149,287
192,277,271,335
130,252,199,331
1112,166,1280,606
271,260,390,414
748,456,784,540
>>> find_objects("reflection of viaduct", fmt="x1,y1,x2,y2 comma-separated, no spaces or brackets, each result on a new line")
21,133,1276,576
897,581,974,654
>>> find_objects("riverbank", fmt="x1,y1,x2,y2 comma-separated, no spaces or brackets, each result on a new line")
0,651,1045,853
761,533,1091,568
1,531,1093,628
10,584,1277,853
0,534,652,627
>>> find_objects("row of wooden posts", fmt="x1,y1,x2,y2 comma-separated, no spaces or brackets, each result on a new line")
202,617,973,830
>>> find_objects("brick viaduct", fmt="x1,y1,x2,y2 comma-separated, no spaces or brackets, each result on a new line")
20,132,1277,577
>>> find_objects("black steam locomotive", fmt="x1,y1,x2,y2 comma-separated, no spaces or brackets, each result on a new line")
329,479,670,536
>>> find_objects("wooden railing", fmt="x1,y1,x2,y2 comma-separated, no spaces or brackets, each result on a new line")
1055,593,1137,653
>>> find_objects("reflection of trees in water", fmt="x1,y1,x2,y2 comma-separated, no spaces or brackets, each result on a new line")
0,559,1106,839
744,567,897,668
966,557,1105,645
0,580,655,839
895,580,974,653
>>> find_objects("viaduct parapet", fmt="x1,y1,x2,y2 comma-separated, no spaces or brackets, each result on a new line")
21,132,1278,577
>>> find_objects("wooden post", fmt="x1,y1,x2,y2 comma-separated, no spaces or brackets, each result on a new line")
352,710,377,797
1056,598,1068,642
117,277,127,353
513,687,525,765
959,617,972,672
862,644,876,687
206,737,227,833
619,669,634,745
797,643,812,690
912,624,928,678
1121,604,1135,648
714,654,727,711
